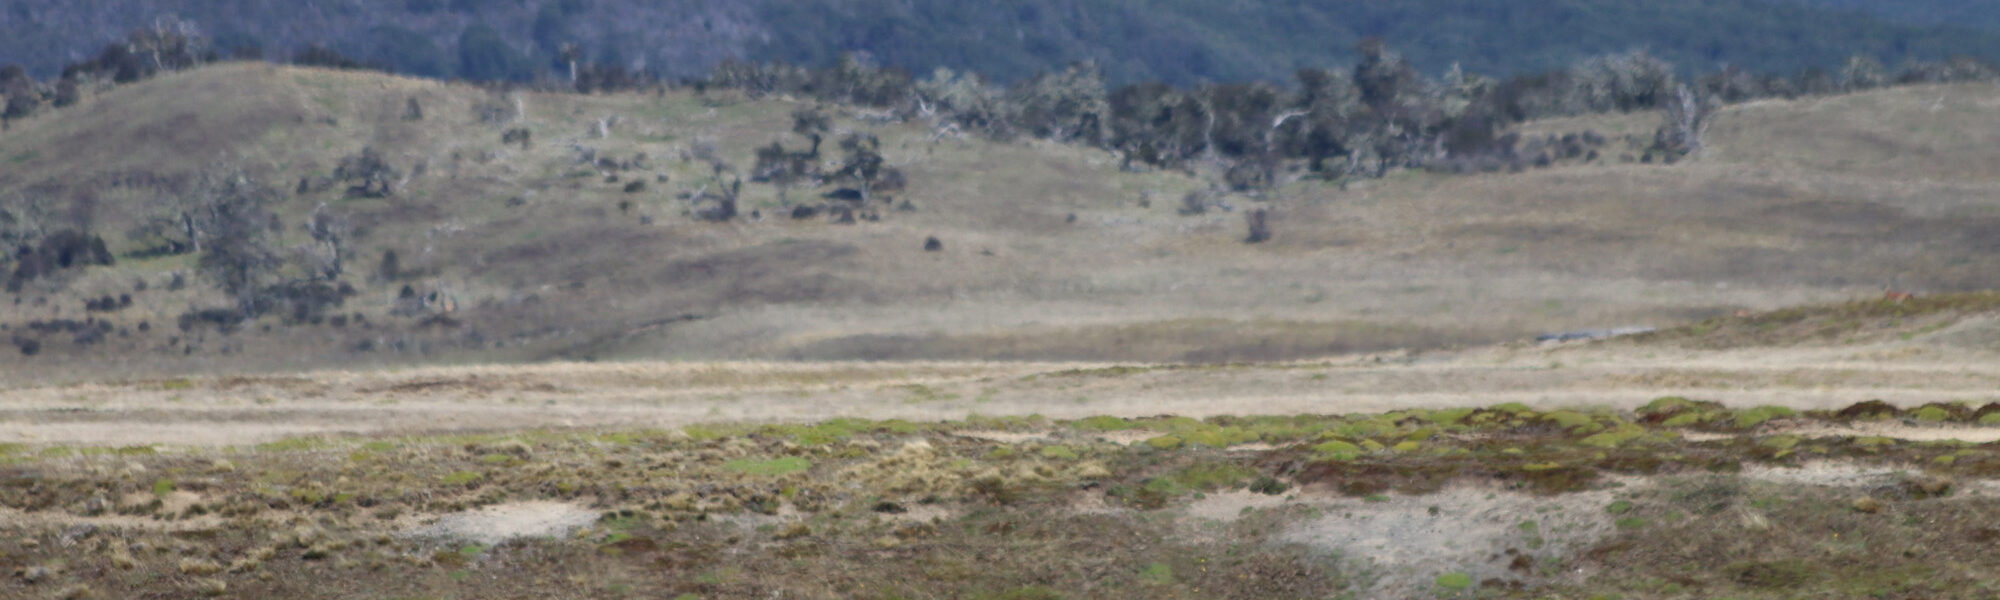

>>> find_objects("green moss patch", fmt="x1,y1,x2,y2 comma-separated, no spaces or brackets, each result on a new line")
1435,572,1474,590
723,456,813,477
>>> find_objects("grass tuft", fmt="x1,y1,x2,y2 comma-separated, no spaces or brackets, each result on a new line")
723,456,813,477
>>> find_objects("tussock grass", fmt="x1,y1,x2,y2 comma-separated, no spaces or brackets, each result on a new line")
5,402,2000,598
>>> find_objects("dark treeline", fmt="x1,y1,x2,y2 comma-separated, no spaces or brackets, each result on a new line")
7,20,2000,184
10,0,2000,87
700,42,2000,186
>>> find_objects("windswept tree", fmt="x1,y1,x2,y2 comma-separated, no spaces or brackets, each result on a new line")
791,106,832,158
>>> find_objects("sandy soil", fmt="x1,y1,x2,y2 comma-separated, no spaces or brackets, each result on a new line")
3,342,1998,447
402,501,600,546
1177,458,1999,597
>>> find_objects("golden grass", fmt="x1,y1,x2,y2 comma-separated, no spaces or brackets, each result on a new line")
3,67,1999,382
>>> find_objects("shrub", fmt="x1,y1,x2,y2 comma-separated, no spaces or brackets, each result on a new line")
1244,208,1271,243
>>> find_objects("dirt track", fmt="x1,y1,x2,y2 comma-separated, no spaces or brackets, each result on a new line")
6,341,1998,446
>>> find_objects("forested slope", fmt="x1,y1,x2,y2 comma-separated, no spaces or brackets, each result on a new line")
7,0,2000,84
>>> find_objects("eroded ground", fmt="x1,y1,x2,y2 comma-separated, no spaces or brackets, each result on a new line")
7,298,2000,598
7,399,2000,599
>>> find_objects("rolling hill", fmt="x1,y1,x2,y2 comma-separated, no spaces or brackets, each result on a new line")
2,62,1999,383
8,55,2000,600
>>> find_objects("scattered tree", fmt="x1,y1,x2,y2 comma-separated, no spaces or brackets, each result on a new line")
52,77,80,108
187,168,285,317
752,142,819,205
301,203,351,281
1009,61,1108,145
1245,208,1272,244
335,147,400,198
0,64,39,124
791,106,832,157
501,127,532,148
375,249,401,283
832,134,901,204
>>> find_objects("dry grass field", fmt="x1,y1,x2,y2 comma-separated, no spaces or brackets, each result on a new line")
3,64,1999,380
6,63,2000,599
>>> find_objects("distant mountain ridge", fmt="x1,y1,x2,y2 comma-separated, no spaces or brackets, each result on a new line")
1776,0,2000,34
4,0,2000,84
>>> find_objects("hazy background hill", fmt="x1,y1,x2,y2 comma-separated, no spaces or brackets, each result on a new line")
7,0,2000,83
1780,0,2000,34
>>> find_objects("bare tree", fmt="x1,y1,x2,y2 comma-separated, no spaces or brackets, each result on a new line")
694,177,741,222
1654,84,1718,161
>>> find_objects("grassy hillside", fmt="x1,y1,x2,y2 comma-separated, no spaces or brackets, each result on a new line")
3,63,2000,381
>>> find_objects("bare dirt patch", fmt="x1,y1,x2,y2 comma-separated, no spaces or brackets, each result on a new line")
1740,461,1910,489
1180,490,1293,523
402,501,599,545
953,430,1054,444
1277,483,1621,596
1769,422,2000,443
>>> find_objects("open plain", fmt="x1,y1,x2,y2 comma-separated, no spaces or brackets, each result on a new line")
4,62,2000,599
